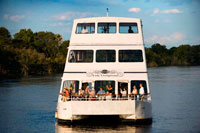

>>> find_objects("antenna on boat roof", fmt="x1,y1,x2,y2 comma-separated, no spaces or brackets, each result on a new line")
107,8,109,17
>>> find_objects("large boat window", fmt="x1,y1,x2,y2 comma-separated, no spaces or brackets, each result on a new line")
119,50,143,62
68,50,93,63
131,80,147,94
96,50,115,62
119,23,138,33
95,81,115,94
98,23,116,33
76,23,95,34
63,80,79,94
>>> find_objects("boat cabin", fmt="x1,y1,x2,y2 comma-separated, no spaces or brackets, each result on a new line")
59,17,150,102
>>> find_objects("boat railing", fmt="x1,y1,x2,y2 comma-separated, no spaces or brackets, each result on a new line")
60,93,151,102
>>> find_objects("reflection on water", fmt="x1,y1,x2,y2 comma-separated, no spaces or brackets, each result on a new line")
55,122,152,133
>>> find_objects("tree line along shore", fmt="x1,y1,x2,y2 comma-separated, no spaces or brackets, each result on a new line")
0,27,200,79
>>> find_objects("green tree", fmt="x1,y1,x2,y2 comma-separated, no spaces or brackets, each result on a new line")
13,29,34,48
0,27,11,39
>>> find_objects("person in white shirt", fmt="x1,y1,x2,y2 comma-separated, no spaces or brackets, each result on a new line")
139,84,145,95
81,26,88,34
139,84,145,100
131,85,138,100
120,88,127,100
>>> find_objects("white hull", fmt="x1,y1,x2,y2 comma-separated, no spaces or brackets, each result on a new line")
56,100,152,122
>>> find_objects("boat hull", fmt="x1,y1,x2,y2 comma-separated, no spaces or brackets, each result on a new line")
55,100,152,123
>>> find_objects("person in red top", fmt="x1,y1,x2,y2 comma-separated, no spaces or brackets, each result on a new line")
60,88,70,102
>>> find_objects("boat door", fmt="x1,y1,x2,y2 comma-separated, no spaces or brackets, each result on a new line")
117,80,129,99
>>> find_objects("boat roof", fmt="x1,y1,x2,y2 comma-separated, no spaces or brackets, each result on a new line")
73,17,141,23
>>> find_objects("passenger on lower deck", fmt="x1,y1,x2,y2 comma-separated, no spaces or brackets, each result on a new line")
59,88,70,102
139,84,145,100
105,91,112,100
130,85,138,100
139,84,145,95
97,87,105,100
83,86,90,100
107,85,113,93
120,87,127,100
89,88,96,100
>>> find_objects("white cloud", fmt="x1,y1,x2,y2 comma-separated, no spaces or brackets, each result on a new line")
129,8,141,13
10,15,25,21
145,32,185,45
49,22,70,27
153,9,160,14
154,19,160,23
153,9,183,15
3,14,8,19
162,9,183,14
154,19,171,23
3,14,25,21
173,32,185,40
53,12,96,21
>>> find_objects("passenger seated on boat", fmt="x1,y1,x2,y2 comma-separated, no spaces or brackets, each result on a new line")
79,89,83,95
97,87,105,100
72,93,79,101
78,89,83,99
83,86,90,100
139,84,145,100
120,88,127,100
128,26,134,33
130,85,138,100
59,88,70,102
105,91,112,100
81,26,88,34
89,88,96,101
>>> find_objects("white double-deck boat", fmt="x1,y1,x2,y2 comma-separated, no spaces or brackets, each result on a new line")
55,16,152,123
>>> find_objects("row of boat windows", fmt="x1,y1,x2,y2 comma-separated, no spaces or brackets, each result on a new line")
68,50,143,63
76,23,138,34
62,80,147,95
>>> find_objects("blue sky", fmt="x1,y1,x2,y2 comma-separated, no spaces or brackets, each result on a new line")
0,0,200,47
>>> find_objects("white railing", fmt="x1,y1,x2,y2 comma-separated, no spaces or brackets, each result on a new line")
60,93,151,102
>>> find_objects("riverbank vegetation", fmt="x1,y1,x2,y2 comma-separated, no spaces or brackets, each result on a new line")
146,43,200,67
0,27,200,79
0,27,69,79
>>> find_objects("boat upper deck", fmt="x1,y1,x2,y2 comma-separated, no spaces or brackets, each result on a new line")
70,17,144,46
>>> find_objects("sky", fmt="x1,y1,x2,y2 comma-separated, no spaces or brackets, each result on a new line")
0,0,200,47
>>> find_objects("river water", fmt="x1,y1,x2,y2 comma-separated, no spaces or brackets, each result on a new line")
0,66,200,133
